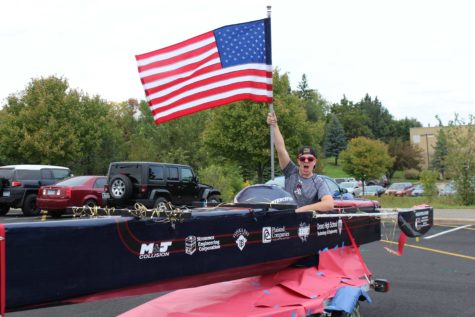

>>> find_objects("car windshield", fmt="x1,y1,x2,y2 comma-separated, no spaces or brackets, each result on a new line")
56,176,91,186
340,182,358,189
389,183,408,190
364,186,379,193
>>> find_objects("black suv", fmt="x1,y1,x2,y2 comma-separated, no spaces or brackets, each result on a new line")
103,162,221,208
0,164,71,216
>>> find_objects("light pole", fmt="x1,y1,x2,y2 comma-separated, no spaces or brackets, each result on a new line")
421,133,433,169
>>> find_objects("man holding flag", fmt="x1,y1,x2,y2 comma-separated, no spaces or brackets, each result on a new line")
267,112,334,213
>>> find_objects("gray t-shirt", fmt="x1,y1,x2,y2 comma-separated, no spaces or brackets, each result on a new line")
282,161,332,208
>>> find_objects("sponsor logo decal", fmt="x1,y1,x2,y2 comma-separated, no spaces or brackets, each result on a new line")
186,235,221,255
298,222,310,242
139,241,172,259
316,220,342,237
414,210,430,231
261,226,291,243
233,228,249,251
185,236,197,255
262,227,272,244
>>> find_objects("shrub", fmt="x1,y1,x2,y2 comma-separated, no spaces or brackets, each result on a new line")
420,170,439,196
198,163,244,203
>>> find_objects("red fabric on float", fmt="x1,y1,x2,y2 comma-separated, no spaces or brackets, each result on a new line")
119,246,371,317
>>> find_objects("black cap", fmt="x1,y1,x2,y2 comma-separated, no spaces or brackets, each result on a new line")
298,146,317,157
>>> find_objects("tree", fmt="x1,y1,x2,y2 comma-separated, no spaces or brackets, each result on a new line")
387,138,424,179
324,114,347,165
419,170,439,197
295,74,328,122
340,137,394,181
126,101,211,170
444,115,475,205
202,70,323,183
431,129,448,179
0,76,123,174
355,94,393,141
330,96,373,140
389,117,422,141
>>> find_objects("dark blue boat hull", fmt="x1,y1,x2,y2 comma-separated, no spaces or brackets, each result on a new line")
3,206,381,309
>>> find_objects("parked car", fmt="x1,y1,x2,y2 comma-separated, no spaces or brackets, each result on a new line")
354,185,386,197
366,175,389,187
0,164,71,216
265,176,380,209
37,175,107,218
339,181,360,194
411,184,426,196
103,162,221,208
334,177,356,184
438,182,457,196
384,182,415,197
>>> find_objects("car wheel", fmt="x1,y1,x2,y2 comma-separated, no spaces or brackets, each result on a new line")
0,204,10,216
84,199,98,208
49,210,65,218
207,195,222,203
22,194,41,216
109,175,133,200
153,197,168,208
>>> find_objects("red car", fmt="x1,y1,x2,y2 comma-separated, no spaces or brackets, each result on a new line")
384,182,415,197
37,175,107,217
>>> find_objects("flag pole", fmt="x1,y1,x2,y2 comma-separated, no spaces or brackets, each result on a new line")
267,5,275,181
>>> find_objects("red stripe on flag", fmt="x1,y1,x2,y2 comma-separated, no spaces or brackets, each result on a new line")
144,64,222,96
147,69,272,106
135,32,214,61
140,51,221,85
153,94,272,125
138,42,217,73
150,81,272,114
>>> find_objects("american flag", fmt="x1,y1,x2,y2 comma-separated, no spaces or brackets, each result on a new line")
135,18,273,125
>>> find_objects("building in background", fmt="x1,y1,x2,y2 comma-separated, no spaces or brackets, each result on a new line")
410,127,441,169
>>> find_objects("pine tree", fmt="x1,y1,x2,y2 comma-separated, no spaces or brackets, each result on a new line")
324,115,347,165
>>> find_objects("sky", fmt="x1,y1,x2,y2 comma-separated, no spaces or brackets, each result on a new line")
1,0,474,127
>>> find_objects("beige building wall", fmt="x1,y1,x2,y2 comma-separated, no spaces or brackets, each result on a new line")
409,127,441,169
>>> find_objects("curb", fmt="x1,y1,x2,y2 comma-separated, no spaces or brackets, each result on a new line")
434,218,475,225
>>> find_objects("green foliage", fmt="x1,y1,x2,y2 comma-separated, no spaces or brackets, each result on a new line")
330,96,372,140
340,137,394,181
376,194,474,209
387,138,424,179
132,103,210,170
324,114,347,165
198,163,244,202
420,170,439,196
403,168,420,179
0,76,123,174
202,70,324,183
355,94,393,141
295,74,328,122
444,115,475,205
389,117,422,141
431,129,448,179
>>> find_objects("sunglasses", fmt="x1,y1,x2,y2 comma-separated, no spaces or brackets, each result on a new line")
298,156,315,163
